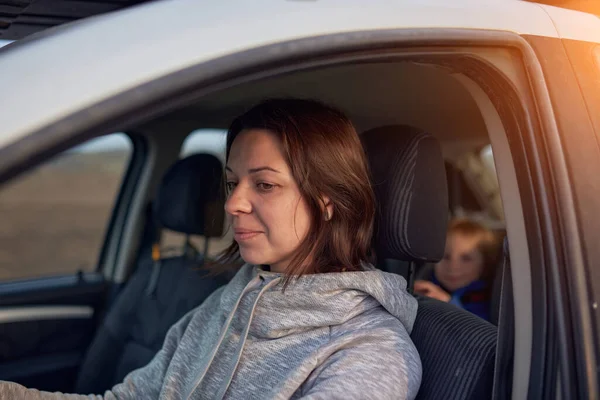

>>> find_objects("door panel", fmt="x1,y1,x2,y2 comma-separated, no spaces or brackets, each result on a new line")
0,273,107,391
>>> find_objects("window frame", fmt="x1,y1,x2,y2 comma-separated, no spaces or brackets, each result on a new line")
525,35,600,396
97,132,147,276
0,28,590,397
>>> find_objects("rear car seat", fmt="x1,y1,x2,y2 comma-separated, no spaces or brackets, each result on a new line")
362,125,498,400
75,154,229,394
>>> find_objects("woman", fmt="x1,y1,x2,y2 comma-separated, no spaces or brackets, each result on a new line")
414,218,500,321
1,99,422,399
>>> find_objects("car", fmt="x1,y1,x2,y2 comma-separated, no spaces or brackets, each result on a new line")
0,0,599,399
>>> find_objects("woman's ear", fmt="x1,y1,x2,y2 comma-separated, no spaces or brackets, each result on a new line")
321,196,333,221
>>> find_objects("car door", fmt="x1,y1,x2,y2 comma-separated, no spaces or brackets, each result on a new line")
0,133,141,392
1,1,599,398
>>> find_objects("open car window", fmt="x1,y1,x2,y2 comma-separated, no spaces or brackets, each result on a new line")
0,133,132,281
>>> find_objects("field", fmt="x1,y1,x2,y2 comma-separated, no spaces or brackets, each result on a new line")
0,152,129,281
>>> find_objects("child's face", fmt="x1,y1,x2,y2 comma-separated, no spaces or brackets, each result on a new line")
435,232,484,292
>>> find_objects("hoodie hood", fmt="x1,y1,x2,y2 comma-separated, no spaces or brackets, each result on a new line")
221,264,418,340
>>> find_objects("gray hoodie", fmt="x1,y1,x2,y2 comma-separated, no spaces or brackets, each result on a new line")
1,264,422,400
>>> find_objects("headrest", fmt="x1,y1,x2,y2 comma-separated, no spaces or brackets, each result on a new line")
154,154,225,237
361,125,448,263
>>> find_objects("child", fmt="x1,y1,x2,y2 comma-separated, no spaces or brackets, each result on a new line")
414,218,500,321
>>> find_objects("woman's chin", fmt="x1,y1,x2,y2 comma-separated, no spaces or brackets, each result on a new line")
239,249,269,266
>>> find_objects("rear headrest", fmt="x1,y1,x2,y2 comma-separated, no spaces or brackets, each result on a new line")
154,154,225,237
361,125,448,263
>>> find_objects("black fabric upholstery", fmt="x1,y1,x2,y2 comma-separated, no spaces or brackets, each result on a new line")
155,153,225,237
413,297,498,400
362,126,448,263
75,255,227,394
75,154,228,394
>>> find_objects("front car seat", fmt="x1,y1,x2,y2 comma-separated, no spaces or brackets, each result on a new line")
362,125,498,400
75,154,229,394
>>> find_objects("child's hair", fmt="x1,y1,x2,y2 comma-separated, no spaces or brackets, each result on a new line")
447,218,501,281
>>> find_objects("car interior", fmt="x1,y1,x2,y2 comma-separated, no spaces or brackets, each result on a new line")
0,59,519,399
74,153,230,394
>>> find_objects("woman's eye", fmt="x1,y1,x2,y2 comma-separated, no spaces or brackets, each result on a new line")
225,181,237,192
257,182,275,192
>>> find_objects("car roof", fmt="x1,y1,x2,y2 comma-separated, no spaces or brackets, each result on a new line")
0,1,597,41
0,0,597,150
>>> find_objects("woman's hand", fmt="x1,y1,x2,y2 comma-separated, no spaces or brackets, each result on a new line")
414,280,451,302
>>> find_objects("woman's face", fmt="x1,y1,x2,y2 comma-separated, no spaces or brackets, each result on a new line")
434,233,484,292
224,129,311,273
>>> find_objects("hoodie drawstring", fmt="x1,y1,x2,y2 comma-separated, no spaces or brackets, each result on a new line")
186,275,282,399
216,277,282,399
185,277,258,399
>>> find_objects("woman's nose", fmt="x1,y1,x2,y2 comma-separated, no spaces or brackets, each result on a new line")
224,185,252,215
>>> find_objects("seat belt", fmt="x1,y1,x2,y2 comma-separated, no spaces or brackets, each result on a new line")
492,237,515,400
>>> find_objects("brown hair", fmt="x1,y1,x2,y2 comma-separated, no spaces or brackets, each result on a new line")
217,98,375,277
447,218,501,281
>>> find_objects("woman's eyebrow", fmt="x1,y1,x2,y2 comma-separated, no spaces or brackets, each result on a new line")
225,166,281,174
248,166,281,174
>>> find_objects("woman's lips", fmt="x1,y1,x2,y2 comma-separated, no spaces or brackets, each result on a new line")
234,230,262,241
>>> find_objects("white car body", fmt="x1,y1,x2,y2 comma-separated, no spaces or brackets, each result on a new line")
0,0,598,149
